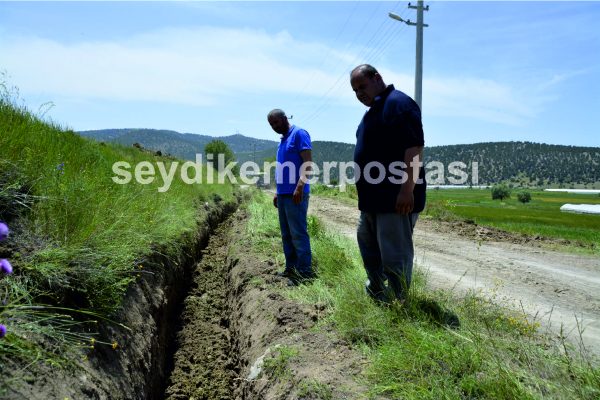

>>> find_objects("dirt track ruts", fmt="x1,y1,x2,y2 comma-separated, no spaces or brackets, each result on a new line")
309,196,600,355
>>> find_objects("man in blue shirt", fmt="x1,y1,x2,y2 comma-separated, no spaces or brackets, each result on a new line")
268,109,314,285
350,64,426,304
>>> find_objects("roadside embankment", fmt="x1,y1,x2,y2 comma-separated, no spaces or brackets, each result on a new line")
164,207,371,400
4,199,238,399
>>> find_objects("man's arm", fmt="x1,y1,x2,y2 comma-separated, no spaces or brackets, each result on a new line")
395,145,423,214
293,149,313,204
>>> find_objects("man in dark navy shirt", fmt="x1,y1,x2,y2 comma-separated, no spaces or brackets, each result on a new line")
268,109,314,285
350,64,426,303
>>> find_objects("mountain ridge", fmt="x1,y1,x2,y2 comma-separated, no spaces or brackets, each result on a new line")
79,128,600,186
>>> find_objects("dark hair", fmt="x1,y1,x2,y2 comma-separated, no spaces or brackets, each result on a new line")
267,109,286,119
351,64,379,79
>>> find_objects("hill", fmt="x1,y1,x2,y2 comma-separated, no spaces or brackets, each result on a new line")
79,129,600,187
79,129,278,161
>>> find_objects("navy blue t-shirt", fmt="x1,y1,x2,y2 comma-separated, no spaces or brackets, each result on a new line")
353,85,426,213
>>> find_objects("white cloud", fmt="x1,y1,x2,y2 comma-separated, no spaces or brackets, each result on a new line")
0,27,355,106
1,26,551,126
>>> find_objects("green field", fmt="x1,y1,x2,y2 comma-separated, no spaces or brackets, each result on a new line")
423,189,600,251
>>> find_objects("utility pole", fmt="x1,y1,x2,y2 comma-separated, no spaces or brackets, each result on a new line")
389,1,429,110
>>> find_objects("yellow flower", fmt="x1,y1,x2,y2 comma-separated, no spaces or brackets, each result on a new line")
112,341,118,350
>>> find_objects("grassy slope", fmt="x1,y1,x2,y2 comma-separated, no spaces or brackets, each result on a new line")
247,191,600,399
0,97,234,370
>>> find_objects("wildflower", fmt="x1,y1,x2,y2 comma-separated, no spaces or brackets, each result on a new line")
90,338,96,345
0,222,8,241
112,341,118,350
0,324,6,338
0,259,12,275
56,162,65,173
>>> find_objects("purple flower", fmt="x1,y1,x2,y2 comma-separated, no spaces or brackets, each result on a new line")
0,259,12,275
0,222,8,241
0,324,6,338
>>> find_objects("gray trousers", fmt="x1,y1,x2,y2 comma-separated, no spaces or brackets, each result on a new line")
357,211,419,301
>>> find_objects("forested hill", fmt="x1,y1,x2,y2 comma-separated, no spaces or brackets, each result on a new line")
425,142,599,186
79,129,278,160
79,129,599,186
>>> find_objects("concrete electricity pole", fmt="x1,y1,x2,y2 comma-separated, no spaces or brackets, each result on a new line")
389,1,429,110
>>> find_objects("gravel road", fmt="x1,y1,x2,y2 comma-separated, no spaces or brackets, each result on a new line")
309,197,600,354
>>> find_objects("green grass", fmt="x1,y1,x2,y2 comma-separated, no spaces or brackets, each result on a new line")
297,378,334,399
262,345,299,380
0,91,234,370
310,183,358,206
247,191,600,399
423,188,600,249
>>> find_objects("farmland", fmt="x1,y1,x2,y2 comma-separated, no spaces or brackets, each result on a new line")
423,188,600,251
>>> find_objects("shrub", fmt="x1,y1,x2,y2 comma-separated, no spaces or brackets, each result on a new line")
517,191,532,203
204,140,236,172
491,184,511,201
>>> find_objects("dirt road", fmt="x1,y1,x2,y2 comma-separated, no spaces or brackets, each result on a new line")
309,197,600,355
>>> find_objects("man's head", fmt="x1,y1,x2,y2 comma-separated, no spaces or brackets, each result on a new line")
267,109,290,135
350,64,387,107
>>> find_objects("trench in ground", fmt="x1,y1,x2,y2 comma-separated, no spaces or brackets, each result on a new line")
162,213,240,399
160,209,371,400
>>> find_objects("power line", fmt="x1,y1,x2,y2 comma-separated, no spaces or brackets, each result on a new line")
292,1,360,104
302,4,411,126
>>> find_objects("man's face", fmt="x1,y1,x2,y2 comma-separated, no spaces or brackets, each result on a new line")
268,115,288,135
350,72,383,107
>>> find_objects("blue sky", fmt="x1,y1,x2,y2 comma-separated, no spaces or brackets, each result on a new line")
1,1,599,147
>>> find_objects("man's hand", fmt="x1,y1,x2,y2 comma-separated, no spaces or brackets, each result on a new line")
292,186,303,204
395,190,414,215
273,195,278,208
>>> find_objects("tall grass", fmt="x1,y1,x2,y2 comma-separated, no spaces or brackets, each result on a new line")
0,89,234,370
246,191,600,399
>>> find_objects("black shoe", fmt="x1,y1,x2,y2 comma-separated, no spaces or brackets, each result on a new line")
365,283,392,305
287,271,315,286
276,269,293,278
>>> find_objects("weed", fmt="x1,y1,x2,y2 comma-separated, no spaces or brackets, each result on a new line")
297,378,333,399
262,345,299,379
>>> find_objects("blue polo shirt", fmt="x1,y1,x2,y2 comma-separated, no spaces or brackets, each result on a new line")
276,125,312,195
354,85,426,213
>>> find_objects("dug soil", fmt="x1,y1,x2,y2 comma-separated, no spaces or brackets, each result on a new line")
4,203,375,399
164,208,372,399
